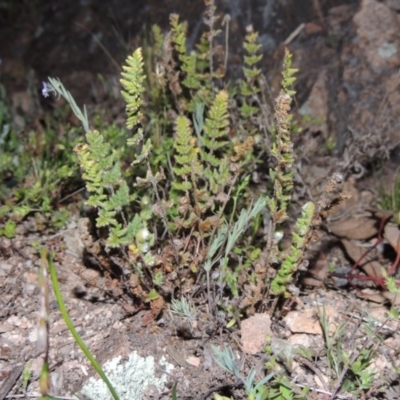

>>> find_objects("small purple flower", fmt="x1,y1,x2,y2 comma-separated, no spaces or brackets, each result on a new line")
42,81,57,98
42,82,50,97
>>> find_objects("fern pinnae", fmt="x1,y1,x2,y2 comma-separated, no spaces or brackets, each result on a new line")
203,0,218,76
242,30,263,84
240,28,263,120
172,115,202,193
74,48,151,248
200,90,231,195
74,132,133,247
120,48,145,130
265,48,298,264
170,14,201,91
270,201,315,297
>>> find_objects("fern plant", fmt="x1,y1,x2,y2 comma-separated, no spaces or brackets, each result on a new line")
172,115,202,194
240,28,263,120
265,49,316,299
201,89,231,194
170,14,202,92
73,132,141,248
45,50,151,256
41,0,317,320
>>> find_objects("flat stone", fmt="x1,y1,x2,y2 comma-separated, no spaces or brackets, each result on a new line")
241,313,272,355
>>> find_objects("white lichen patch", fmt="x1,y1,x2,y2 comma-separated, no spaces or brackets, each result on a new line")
77,351,174,400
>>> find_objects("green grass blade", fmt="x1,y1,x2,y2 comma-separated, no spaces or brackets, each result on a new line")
46,251,120,400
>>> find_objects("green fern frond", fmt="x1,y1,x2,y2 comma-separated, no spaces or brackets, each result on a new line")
281,49,298,97
121,49,153,168
172,180,193,192
74,130,136,246
74,133,115,194
202,151,223,168
202,90,229,161
108,214,145,248
200,90,232,193
195,33,211,73
108,223,128,247
170,14,187,55
102,162,122,186
202,136,229,151
182,57,202,90
204,158,230,194
151,24,164,55
172,115,202,192
108,181,130,211
270,202,315,296
239,82,255,97
203,90,229,141
242,31,262,81
85,194,107,208
50,65,150,251
239,29,263,121
97,208,118,228
120,48,146,129
268,48,297,225
170,14,201,90
125,215,142,240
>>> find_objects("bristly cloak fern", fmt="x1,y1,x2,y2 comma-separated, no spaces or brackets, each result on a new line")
74,48,150,248
270,201,315,297
169,13,218,111
120,48,153,167
201,90,231,194
172,115,203,193
45,0,320,321
268,48,298,225
74,131,142,248
170,14,202,91
240,29,263,120
120,49,146,130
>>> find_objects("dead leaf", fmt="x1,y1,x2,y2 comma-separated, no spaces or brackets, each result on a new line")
199,218,211,232
357,289,387,303
302,276,324,287
342,239,383,278
384,222,400,251
150,296,165,318
382,291,400,305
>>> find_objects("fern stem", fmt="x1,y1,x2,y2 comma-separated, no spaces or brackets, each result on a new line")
146,160,179,263
222,14,230,71
207,0,215,76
